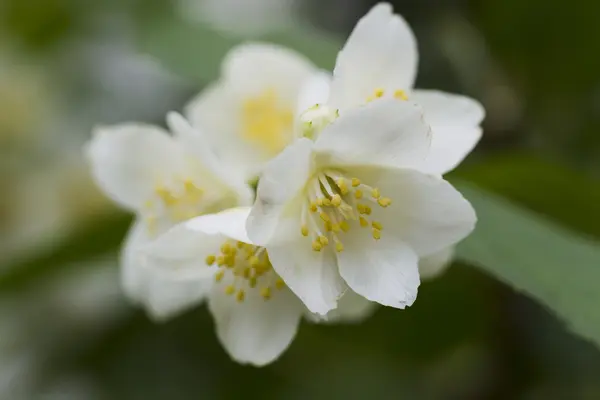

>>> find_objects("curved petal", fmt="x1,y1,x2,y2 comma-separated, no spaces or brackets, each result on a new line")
247,138,315,245
337,233,419,309
120,219,152,303
314,99,431,170
268,242,346,315
296,70,331,116
86,123,182,210
329,3,418,110
413,90,485,174
419,246,454,280
318,290,378,324
351,166,477,257
208,279,303,366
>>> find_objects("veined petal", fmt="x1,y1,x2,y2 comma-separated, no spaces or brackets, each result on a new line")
208,277,303,366
296,70,331,116
86,123,183,210
419,246,455,280
268,241,346,315
317,290,378,324
329,3,418,110
337,234,420,309
349,166,476,257
413,90,485,174
120,219,153,303
314,99,431,170
247,138,315,245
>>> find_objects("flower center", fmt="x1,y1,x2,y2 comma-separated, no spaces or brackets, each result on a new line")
206,241,286,303
300,171,392,252
241,89,294,156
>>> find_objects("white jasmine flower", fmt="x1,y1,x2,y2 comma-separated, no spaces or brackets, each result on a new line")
248,97,476,314
86,112,252,317
141,207,370,366
185,43,318,178
295,2,485,279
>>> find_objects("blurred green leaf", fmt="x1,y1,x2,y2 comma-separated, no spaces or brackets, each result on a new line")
136,6,340,84
455,182,600,348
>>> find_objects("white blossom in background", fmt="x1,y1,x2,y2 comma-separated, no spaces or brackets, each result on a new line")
292,3,485,280
178,0,296,38
141,207,373,366
86,112,252,317
186,43,318,179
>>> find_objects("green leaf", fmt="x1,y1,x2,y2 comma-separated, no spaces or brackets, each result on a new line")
136,7,340,84
455,182,600,347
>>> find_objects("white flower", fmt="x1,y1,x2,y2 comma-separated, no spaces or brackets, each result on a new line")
86,112,252,318
247,98,476,314
140,207,369,366
185,43,318,178
295,2,485,279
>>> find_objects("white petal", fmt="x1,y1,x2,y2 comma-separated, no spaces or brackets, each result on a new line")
419,246,455,280
319,290,378,324
314,99,431,170
267,242,346,315
247,138,315,245
329,3,418,110
86,123,182,210
413,90,485,174
120,219,152,303
223,42,316,103
337,234,420,309
296,70,331,116
351,166,477,256
184,207,252,243
209,281,303,366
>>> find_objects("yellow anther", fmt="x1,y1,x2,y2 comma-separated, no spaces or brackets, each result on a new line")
364,205,372,215
310,202,318,212
216,255,226,266
301,225,309,237
394,89,408,100
243,268,251,279
225,256,236,268
355,189,363,199
316,198,324,206
371,188,380,199
205,255,216,266
340,221,350,232
221,242,233,254
374,88,385,98
275,278,285,290
372,221,383,230
331,194,342,207
320,212,330,222
359,217,369,227
225,285,235,295
336,179,349,195
372,229,381,240
378,197,392,207
260,287,272,300
318,235,329,246
366,95,375,103
236,241,245,248
215,270,225,282
324,221,333,232
236,289,246,302
358,204,372,215
336,242,344,252
322,198,332,207
312,240,323,252
249,277,258,288
248,255,260,267
331,223,341,233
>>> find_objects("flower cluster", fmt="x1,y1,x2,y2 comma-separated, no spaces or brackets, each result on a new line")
85,3,484,366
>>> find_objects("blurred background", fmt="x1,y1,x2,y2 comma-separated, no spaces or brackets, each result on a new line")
1,0,599,398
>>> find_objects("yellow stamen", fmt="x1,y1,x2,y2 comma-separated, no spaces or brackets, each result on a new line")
371,188,380,199
374,88,385,98
355,189,363,199
318,235,329,246
301,225,309,236
378,197,392,207
359,217,369,227
336,242,344,252
351,178,361,187
394,89,408,100
275,278,285,290
340,221,350,232
225,285,235,295
372,229,381,240
236,289,246,302
215,270,225,282
312,241,323,252
310,202,318,212
205,255,216,266
260,287,272,300
331,194,342,207
372,221,383,230
320,212,330,222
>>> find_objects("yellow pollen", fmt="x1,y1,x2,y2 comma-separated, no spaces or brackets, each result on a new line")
336,242,344,252
248,255,260,267
320,212,330,222
372,229,381,240
394,89,408,100
249,277,258,288
205,255,216,266
336,179,349,195
312,240,323,252
372,221,383,230
221,243,233,254
225,285,235,295
318,235,329,246
359,217,369,227
340,221,350,232
215,270,225,282
243,268,251,279
378,197,392,207
355,189,363,199
331,194,342,207
351,178,361,187
331,223,341,233
310,202,318,212
301,225,309,236
236,241,244,248
216,255,226,266
260,287,272,300
236,289,246,302
371,188,380,199
275,278,285,290
322,198,332,207
374,88,385,98
324,221,333,232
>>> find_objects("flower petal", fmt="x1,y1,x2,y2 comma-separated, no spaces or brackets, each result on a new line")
267,242,346,315
413,90,485,174
314,99,431,170
350,166,477,257
120,219,152,303
329,3,418,110
86,123,182,210
317,290,378,324
337,234,420,309
247,138,314,245
419,246,454,280
209,280,303,366
296,70,331,116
